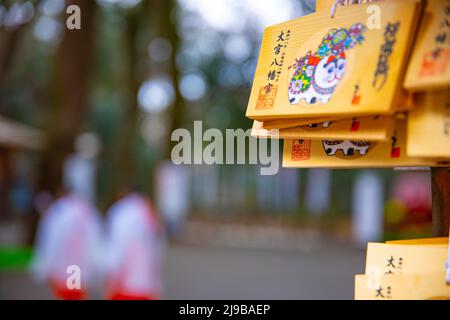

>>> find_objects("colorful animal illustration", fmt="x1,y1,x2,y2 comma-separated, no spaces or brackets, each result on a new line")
288,23,366,105
322,140,371,156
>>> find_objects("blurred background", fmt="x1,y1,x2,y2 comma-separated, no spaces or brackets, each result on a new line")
0,0,434,299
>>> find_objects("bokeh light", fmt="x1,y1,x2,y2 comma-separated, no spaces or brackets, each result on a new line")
138,76,175,113
179,73,207,102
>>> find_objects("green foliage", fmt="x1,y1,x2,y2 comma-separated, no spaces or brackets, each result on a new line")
0,247,33,271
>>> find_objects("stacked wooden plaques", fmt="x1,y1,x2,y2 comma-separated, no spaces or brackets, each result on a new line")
246,0,450,168
355,237,450,300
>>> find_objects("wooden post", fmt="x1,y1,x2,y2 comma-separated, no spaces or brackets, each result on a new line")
431,167,450,237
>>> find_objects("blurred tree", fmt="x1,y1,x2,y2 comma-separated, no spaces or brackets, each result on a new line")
108,5,141,198
28,0,97,243
0,0,43,85
152,0,184,159
0,1,21,82
38,0,97,193
0,22,23,84
104,0,184,203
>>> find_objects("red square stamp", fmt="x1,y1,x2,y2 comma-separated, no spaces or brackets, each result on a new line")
292,139,311,161
256,85,277,110
351,95,361,105
391,147,400,158
420,49,450,78
350,120,360,132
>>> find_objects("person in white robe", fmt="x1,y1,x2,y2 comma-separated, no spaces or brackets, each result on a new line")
104,192,164,300
30,191,103,299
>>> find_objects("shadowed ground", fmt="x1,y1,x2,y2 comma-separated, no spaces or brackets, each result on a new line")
0,241,364,300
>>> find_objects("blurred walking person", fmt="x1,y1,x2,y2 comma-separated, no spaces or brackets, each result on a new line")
104,189,164,300
30,189,103,300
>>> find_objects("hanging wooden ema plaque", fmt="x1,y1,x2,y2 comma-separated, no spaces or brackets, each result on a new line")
282,117,443,168
407,90,450,159
246,0,422,121
355,239,450,300
404,0,450,91
252,115,395,141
